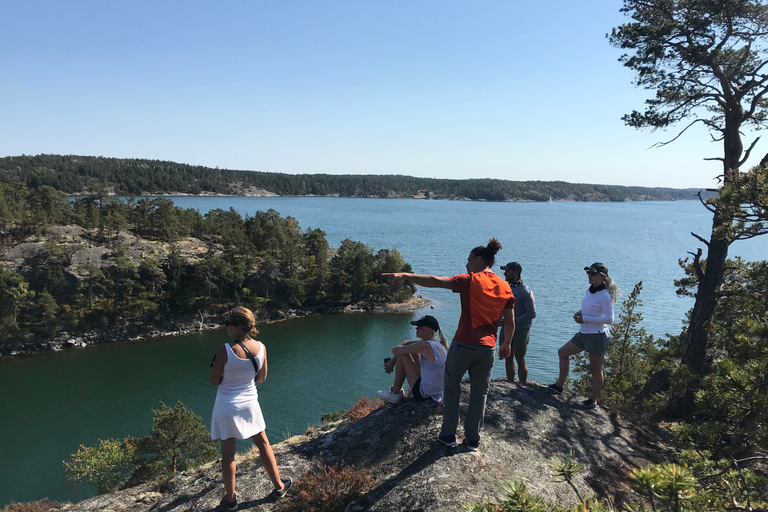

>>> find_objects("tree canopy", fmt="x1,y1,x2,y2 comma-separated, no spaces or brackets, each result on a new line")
611,0,768,414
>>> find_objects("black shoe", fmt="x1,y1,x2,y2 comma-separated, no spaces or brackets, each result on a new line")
221,494,237,511
437,434,458,447
548,383,564,395
576,399,597,410
274,476,292,499
461,439,479,452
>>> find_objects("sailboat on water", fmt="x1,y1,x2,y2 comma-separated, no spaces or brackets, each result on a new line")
547,195,553,204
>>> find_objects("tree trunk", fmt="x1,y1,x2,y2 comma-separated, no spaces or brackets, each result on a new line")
667,111,741,417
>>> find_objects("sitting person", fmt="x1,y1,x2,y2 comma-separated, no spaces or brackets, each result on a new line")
377,315,448,403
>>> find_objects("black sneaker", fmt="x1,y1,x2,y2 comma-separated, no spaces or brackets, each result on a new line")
461,439,479,452
548,383,564,395
221,494,237,511
577,399,597,410
437,434,458,447
274,476,292,499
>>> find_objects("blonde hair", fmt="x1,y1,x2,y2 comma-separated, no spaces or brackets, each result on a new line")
228,307,259,337
437,328,448,351
604,275,621,303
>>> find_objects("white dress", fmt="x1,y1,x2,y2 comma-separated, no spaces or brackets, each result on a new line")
210,342,267,440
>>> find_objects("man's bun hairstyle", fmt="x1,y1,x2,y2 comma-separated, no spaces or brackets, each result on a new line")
471,238,502,267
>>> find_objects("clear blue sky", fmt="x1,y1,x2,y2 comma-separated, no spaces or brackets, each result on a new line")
0,1,754,188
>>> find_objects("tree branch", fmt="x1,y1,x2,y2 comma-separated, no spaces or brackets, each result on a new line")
687,247,705,280
738,136,761,167
651,119,709,148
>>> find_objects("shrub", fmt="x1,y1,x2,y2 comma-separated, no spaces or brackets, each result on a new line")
0,500,61,512
347,396,384,422
320,409,347,424
287,462,371,512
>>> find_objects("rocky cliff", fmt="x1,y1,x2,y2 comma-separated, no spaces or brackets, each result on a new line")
60,380,672,512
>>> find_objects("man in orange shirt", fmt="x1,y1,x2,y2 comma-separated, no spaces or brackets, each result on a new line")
384,238,515,451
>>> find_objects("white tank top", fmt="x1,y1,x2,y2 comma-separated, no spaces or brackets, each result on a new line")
216,342,265,401
419,340,447,401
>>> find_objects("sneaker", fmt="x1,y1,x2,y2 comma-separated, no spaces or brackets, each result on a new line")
437,434,458,447
221,494,238,511
461,439,480,452
274,476,292,499
377,387,403,404
577,399,597,410
548,383,564,395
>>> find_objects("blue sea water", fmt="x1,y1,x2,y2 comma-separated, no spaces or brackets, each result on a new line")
0,198,765,506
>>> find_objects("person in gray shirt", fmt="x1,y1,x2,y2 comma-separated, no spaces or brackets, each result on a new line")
499,262,536,383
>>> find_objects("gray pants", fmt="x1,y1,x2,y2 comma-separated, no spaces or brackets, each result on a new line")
441,340,496,444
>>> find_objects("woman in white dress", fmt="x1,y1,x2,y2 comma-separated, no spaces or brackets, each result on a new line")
210,307,291,510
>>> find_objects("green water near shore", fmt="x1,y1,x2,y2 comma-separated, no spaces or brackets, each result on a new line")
3,198,768,507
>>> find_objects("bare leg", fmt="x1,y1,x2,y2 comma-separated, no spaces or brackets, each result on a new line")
515,353,528,384
252,430,284,491
504,355,516,381
556,341,583,387
392,353,421,394
221,438,237,502
588,353,605,402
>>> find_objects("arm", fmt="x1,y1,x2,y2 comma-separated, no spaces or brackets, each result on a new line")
582,294,614,324
383,273,452,289
210,344,228,385
498,307,515,360
516,290,536,324
391,340,436,362
255,345,268,383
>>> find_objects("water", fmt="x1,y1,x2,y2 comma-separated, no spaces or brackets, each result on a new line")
1,198,766,506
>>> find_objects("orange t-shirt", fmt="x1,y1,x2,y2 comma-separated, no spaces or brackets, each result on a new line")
450,271,515,347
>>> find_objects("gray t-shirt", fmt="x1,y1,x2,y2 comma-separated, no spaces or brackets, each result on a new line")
500,280,536,340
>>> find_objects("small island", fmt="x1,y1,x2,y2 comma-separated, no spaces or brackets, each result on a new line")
0,181,419,356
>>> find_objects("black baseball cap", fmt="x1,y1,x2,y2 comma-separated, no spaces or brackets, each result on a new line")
584,262,608,275
500,262,522,273
410,315,440,331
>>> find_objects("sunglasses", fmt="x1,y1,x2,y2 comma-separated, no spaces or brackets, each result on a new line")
224,320,235,326
586,270,601,276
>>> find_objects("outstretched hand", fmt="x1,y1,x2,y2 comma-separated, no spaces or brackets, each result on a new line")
382,273,403,286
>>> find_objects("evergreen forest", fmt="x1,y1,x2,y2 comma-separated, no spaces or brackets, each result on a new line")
0,154,703,202
0,179,416,343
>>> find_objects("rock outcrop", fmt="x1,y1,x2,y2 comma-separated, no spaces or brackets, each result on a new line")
61,380,673,512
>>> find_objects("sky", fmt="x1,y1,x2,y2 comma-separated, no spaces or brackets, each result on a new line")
0,1,756,188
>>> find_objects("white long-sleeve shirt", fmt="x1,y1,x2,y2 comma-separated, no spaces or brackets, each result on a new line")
579,287,614,337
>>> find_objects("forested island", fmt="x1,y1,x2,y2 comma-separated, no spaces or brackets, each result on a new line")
0,154,706,202
0,180,417,352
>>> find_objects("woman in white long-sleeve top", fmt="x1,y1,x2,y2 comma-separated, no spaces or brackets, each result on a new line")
548,263,620,409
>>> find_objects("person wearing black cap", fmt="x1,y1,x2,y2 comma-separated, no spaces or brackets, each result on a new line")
383,238,515,452
377,315,449,404
499,261,536,383
548,263,620,409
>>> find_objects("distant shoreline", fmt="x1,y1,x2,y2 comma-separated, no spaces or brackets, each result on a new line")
71,192,703,202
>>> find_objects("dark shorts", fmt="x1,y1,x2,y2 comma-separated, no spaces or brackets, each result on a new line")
511,327,531,357
570,332,609,356
411,378,429,401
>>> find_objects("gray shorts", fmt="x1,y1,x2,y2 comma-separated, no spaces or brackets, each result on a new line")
511,327,531,357
570,332,609,356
